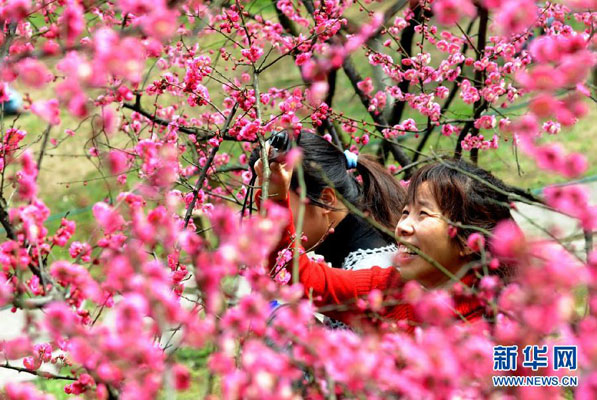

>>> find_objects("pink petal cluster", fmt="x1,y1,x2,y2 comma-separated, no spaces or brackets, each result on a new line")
433,0,477,26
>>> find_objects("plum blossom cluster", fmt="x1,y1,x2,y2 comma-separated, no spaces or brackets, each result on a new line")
0,0,596,398
460,133,499,151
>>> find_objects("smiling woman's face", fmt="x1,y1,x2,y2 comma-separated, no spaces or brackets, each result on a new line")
394,182,469,288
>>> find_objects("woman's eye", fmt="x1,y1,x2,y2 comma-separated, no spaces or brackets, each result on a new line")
420,210,429,216
401,210,409,216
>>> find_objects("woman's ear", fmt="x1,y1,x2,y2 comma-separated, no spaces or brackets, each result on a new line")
319,187,338,211
459,242,475,258
457,237,475,258
459,247,474,257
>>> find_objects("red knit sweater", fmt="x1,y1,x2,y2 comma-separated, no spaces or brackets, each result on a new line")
263,194,485,332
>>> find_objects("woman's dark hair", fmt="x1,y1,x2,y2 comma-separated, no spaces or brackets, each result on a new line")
406,159,533,247
405,159,535,280
290,132,406,229
249,131,406,229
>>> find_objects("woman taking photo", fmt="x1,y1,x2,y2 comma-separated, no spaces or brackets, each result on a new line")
250,131,406,271
256,157,525,331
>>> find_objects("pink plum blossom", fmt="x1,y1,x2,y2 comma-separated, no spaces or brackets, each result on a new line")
31,99,60,125
17,58,52,88
433,0,476,26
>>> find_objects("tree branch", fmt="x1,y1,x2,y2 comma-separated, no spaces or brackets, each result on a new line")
12,295,57,309
1,363,77,381
469,5,489,165
183,103,238,228
0,201,15,240
272,0,343,148
316,68,344,148
36,124,52,171
122,102,240,141
368,0,411,44
272,0,299,37
412,17,477,162
342,57,412,170
342,0,410,41
388,6,422,127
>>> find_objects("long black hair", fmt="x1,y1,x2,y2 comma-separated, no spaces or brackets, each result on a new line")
248,131,406,230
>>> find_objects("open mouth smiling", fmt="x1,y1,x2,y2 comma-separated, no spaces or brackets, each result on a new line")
396,244,420,262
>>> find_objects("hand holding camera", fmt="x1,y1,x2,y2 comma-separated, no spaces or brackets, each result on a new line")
248,131,293,168
252,134,294,202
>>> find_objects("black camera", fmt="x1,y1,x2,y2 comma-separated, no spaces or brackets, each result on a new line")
248,130,294,171
243,131,295,217
267,130,293,161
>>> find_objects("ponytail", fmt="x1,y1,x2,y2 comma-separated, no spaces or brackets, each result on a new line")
288,132,405,230
356,154,406,229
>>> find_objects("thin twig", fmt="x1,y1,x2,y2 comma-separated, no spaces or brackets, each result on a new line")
184,104,238,228
388,6,422,127
122,102,241,141
411,17,477,162
342,57,412,171
0,201,15,239
36,124,52,171
1,363,77,381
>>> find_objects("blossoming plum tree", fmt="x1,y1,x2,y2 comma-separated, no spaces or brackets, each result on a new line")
0,0,596,398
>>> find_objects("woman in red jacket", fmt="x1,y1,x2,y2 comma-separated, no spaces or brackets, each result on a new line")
256,157,526,331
